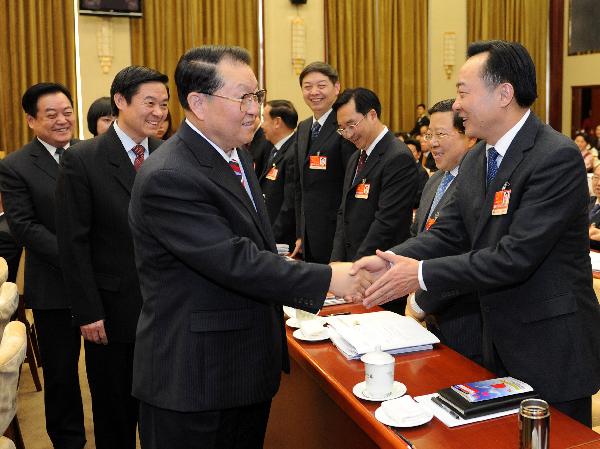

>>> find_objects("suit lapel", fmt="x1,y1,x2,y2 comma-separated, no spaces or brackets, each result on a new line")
417,171,443,232
308,113,336,157
297,120,310,167
105,126,136,195
30,139,59,180
349,131,391,189
473,114,539,242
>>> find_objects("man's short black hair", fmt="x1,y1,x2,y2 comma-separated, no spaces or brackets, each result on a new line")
299,61,339,86
332,87,381,118
428,98,465,134
416,103,426,109
404,138,421,154
175,45,251,110
266,99,298,130
86,97,113,136
22,82,73,117
467,40,537,108
110,65,169,115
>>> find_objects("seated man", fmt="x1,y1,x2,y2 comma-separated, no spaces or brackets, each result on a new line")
588,164,600,250
404,137,429,209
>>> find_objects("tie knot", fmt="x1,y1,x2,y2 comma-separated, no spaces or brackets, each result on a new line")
311,121,322,139
55,147,65,156
132,145,145,157
229,159,242,174
488,147,499,161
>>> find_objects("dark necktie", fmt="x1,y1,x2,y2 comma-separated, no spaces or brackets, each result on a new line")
229,159,245,186
486,147,499,188
311,121,321,140
353,150,367,184
55,147,64,163
268,146,278,163
429,171,455,218
590,204,600,221
132,145,145,171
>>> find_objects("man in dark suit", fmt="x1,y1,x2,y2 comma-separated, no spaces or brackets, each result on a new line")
258,99,298,248
330,87,417,263
0,83,85,449
410,103,430,137
0,193,22,283
409,98,481,363
588,165,600,250
353,40,600,426
128,46,365,449
288,62,355,263
403,138,430,209
55,66,169,449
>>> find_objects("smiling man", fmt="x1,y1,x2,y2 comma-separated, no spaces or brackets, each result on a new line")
55,66,169,449
352,40,600,426
0,83,86,449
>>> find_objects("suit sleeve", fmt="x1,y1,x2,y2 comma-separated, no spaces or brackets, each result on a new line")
0,159,59,266
55,149,105,325
135,167,331,309
354,152,418,259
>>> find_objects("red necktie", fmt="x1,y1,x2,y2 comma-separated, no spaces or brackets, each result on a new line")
229,159,245,186
133,145,145,171
353,150,367,184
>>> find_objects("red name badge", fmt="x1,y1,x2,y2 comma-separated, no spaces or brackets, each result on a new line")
355,182,370,199
266,165,278,181
309,155,327,170
492,189,511,215
425,217,436,230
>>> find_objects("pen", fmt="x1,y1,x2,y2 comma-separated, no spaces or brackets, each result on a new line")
325,312,351,317
431,396,461,420
391,428,416,449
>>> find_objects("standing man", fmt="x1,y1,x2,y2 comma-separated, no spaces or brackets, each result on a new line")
353,40,600,426
409,98,481,363
330,88,417,262
55,66,169,449
0,83,86,449
129,45,363,449
290,62,355,262
410,103,430,137
258,99,298,248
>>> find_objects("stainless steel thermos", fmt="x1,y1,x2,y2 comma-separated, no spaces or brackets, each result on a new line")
519,398,550,449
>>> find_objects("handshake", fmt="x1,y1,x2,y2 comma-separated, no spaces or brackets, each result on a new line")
328,250,422,311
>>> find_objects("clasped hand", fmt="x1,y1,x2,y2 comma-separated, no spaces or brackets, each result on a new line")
330,250,421,309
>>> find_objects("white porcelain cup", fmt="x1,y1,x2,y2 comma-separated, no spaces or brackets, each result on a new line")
295,309,317,324
360,347,395,399
300,319,325,338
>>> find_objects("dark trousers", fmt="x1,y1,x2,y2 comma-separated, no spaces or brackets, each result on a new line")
139,400,272,449
33,308,85,449
84,340,138,449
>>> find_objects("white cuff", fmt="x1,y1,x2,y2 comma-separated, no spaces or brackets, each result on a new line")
409,293,425,315
418,261,427,291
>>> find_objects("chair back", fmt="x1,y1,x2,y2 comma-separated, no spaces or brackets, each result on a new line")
0,321,26,433
0,283,18,339
0,258,8,285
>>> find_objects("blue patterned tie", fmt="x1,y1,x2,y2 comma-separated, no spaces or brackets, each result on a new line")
486,147,499,188
428,171,455,218
311,121,321,140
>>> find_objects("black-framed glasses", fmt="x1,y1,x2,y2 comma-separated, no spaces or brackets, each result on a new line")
337,114,366,136
200,89,267,112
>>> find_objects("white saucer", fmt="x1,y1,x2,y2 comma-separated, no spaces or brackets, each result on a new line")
375,403,433,427
352,381,407,402
292,328,329,342
286,317,300,328
283,306,296,318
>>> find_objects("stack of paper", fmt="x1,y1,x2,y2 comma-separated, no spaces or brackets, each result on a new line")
326,311,440,360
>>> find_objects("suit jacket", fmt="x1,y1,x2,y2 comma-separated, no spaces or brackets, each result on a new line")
0,138,78,309
0,214,22,283
330,130,417,262
588,196,600,251
411,170,482,363
55,125,162,343
129,121,331,412
292,112,355,263
258,135,296,247
413,162,430,209
392,113,600,402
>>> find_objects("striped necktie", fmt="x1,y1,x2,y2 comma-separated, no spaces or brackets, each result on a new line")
428,171,455,218
311,121,321,140
132,145,145,171
229,159,245,186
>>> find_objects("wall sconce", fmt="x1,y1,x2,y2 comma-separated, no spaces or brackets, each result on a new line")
291,16,306,75
97,18,114,74
443,32,456,80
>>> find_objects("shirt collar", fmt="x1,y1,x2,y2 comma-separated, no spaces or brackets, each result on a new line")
313,108,333,127
485,109,530,157
363,127,388,156
274,132,294,150
37,137,71,156
114,121,149,152
185,118,239,163
449,164,460,177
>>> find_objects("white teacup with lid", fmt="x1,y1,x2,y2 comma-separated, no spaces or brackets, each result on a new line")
360,345,395,399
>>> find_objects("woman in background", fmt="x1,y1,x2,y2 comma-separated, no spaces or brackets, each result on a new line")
86,97,115,137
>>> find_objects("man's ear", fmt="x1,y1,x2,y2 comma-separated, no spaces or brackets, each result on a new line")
188,92,207,120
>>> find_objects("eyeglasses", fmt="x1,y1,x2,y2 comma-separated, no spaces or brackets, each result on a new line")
424,131,460,142
200,89,267,112
337,114,366,136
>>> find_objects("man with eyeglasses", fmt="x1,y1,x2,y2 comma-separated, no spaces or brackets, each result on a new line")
127,46,366,449
288,62,355,263
331,88,417,268
408,98,481,363
0,82,86,449
587,164,600,250
55,65,169,449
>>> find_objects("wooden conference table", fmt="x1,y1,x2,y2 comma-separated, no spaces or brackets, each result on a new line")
265,303,600,449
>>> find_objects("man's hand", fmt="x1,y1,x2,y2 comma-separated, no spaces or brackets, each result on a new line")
350,254,390,282
362,250,421,309
329,262,373,301
80,320,108,345
590,225,600,241
289,238,302,259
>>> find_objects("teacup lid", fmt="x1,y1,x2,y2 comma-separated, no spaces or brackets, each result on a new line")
360,345,395,365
